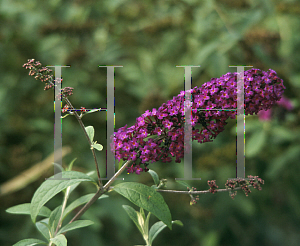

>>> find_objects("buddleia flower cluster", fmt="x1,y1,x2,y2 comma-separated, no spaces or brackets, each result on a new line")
111,68,285,174
23,59,73,98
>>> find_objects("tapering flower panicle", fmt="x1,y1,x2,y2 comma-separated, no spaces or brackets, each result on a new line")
111,68,285,174
23,59,73,98
23,59,56,90
61,87,74,98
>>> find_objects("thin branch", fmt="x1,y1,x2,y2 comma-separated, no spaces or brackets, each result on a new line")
64,158,133,232
54,186,71,236
106,185,250,194
64,97,102,188
155,186,247,194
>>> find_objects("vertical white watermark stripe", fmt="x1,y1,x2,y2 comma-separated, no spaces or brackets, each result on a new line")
46,65,70,180
99,66,123,181
175,65,201,181
229,65,253,179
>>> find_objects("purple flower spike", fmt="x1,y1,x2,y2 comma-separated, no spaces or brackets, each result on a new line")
112,68,286,174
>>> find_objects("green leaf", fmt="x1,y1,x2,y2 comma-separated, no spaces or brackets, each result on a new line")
139,207,145,222
172,220,183,226
246,129,266,157
50,234,67,246
113,182,172,229
148,169,159,186
67,158,77,171
30,171,95,223
148,220,183,245
122,205,144,235
91,143,103,151
57,220,94,234
48,206,62,235
62,193,108,221
36,218,51,240
86,171,96,177
68,171,97,195
85,126,94,142
175,180,193,190
6,203,51,218
137,208,148,239
12,238,48,246
144,210,151,242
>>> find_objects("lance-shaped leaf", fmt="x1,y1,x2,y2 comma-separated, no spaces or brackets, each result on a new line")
175,180,193,190
36,218,51,240
6,203,51,218
13,238,48,246
122,205,144,235
30,171,95,223
149,220,183,245
50,234,67,246
57,220,94,234
147,169,159,186
48,206,62,235
113,182,172,229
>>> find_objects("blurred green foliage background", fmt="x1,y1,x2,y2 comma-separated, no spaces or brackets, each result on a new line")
1,0,300,245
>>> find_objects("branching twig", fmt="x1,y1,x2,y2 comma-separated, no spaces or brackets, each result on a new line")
54,186,71,236
155,186,247,194
64,97,102,188
63,158,134,235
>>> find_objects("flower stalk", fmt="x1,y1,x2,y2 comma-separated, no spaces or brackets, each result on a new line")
65,157,134,228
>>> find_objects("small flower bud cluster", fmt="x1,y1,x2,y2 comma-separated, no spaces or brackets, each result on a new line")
62,104,70,113
207,180,218,194
225,179,239,199
55,87,74,101
23,59,55,90
111,68,285,174
62,105,87,113
61,87,74,98
247,175,264,190
225,175,264,199
226,178,251,198
23,59,73,98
